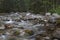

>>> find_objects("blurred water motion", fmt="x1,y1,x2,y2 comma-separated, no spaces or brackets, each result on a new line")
0,12,60,40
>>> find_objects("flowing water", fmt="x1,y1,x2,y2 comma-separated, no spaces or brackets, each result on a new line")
0,12,60,40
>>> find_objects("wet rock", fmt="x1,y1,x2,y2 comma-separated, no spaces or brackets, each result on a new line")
4,24,13,29
35,34,42,40
43,37,50,40
53,28,60,38
52,13,60,18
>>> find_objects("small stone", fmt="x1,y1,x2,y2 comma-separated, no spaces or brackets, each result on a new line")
44,36,50,39
53,39,58,40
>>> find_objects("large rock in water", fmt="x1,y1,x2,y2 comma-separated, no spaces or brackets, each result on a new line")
52,13,60,18
45,13,51,16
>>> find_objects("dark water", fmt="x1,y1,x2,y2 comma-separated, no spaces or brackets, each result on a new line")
0,13,12,16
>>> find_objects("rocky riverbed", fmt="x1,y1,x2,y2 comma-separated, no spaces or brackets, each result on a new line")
0,12,60,40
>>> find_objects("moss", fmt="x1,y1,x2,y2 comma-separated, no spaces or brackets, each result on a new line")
13,31,20,36
25,30,34,36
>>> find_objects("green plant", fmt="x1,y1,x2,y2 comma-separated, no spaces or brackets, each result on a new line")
49,6,60,15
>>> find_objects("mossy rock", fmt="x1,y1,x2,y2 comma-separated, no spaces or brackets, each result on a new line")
13,31,20,36
56,18,60,24
25,30,34,36
56,20,60,23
